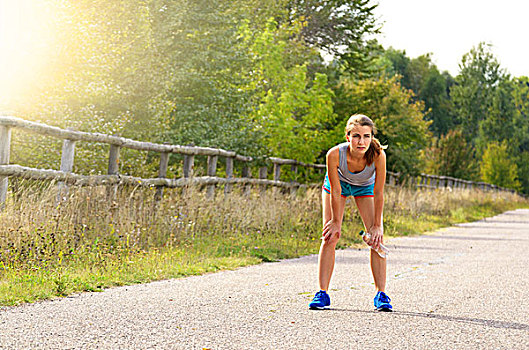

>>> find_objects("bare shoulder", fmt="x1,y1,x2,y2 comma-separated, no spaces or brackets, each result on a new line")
326,145,340,159
375,149,386,166
326,146,340,165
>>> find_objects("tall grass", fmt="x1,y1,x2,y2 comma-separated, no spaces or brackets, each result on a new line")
0,180,527,305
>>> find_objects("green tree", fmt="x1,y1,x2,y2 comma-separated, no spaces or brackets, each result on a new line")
510,77,529,194
451,42,505,142
378,48,456,137
379,47,410,83
405,54,432,95
420,66,456,136
424,129,477,180
477,78,517,150
511,77,529,151
286,0,380,76
152,0,260,154
480,142,521,191
241,19,335,163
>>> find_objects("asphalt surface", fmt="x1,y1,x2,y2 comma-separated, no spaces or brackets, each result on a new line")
1,209,529,349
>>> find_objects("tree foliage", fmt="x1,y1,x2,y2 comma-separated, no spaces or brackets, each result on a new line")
286,0,380,75
509,77,529,193
380,48,455,136
380,43,529,193
480,142,521,191
423,129,477,180
241,19,335,163
451,43,505,142
151,0,259,154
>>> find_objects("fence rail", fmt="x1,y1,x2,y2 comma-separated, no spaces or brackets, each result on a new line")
0,116,517,207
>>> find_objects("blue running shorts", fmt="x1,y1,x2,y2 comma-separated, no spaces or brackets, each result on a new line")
322,173,374,198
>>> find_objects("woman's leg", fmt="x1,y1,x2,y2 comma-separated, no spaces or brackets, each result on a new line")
318,190,346,291
354,196,386,292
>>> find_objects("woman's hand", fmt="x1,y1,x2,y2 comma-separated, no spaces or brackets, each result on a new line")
368,225,384,250
322,220,341,242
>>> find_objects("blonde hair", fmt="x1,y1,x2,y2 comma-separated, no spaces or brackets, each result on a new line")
344,114,386,165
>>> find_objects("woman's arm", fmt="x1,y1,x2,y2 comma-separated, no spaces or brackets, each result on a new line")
369,150,386,249
322,147,345,241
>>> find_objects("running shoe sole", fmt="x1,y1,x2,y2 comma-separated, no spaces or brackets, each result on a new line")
375,306,393,312
309,305,329,310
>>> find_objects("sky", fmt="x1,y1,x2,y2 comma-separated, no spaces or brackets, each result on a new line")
373,0,528,77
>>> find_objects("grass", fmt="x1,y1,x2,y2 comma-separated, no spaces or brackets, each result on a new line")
0,180,527,306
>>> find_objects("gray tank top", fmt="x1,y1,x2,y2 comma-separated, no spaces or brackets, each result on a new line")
337,142,375,186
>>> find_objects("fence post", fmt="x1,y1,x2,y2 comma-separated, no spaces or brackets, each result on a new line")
108,144,120,175
183,155,194,178
431,176,438,188
259,166,268,193
0,126,11,209
420,174,427,188
155,152,170,202
57,137,76,202
273,163,281,182
182,154,194,196
409,175,416,189
106,144,120,204
242,163,251,196
225,157,234,195
388,173,396,186
207,155,217,198
273,162,281,194
290,164,298,196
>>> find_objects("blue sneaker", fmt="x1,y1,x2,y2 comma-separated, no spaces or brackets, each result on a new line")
374,291,393,312
309,290,331,310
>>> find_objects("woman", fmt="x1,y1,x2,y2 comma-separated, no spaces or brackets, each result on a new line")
309,114,392,312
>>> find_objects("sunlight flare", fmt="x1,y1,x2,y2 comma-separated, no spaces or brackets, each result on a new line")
0,0,58,106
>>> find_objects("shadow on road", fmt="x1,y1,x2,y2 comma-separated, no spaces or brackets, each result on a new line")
479,219,529,224
422,235,528,242
388,245,450,251
328,308,529,331
454,224,529,231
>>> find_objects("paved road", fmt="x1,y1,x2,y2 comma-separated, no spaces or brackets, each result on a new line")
1,209,529,349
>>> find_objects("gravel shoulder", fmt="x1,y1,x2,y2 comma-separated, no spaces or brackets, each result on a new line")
1,209,529,349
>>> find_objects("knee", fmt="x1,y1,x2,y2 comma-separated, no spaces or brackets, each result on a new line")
322,234,340,248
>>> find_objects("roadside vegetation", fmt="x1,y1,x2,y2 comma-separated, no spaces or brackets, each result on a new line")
1,182,526,306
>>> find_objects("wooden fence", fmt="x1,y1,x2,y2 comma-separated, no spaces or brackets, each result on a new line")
0,116,517,207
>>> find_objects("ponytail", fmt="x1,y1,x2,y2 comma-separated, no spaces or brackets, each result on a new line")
365,137,384,165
